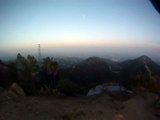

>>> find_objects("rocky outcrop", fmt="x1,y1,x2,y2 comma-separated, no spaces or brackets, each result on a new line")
87,85,103,96
9,83,25,97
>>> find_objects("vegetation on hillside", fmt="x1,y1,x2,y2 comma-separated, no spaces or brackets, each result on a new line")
0,54,160,96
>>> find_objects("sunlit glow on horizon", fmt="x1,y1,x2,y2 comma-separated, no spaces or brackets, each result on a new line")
0,0,160,60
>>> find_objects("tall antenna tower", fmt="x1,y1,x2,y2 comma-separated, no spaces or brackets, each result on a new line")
38,44,41,62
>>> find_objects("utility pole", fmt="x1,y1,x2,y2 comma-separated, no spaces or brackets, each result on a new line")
38,44,41,62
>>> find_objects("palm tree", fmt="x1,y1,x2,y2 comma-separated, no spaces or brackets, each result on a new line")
42,57,58,88
27,55,37,65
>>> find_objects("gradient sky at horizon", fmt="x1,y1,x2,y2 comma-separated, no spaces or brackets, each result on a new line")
0,0,160,60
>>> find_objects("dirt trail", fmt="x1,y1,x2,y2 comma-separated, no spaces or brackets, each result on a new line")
0,94,159,120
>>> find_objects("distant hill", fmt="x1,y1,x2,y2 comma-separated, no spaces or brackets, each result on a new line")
120,55,160,79
1,55,160,92
69,57,119,88
54,57,83,69
62,55,160,91
120,55,160,90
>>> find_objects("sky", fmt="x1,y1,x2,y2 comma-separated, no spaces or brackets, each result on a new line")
0,0,160,61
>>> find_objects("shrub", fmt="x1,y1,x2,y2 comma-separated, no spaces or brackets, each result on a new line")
57,79,80,96
124,74,148,90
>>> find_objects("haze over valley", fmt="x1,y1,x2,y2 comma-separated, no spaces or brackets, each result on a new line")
0,0,160,62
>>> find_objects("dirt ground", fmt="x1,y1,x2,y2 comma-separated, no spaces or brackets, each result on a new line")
0,93,159,120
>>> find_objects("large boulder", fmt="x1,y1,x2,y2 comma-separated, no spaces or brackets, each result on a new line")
9,83,25,97
87,85,103,96
0,83,25,102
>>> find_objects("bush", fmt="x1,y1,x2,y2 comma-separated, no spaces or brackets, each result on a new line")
124,74,148,90
57,79,80,96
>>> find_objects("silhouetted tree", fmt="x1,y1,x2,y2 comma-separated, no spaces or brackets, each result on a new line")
57,79,80,96
15,53,40,95
7,61,18,84
41,57,58,88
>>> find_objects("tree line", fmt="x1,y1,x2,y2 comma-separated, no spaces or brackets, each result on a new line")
0,53,81,96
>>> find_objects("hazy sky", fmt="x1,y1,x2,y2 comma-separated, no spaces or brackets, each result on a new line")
0,0,160,60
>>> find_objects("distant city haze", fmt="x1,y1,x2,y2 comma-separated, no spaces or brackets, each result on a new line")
0,0,160,62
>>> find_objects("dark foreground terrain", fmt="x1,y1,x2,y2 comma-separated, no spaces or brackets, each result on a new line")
0,92,159,120
0,55,160,120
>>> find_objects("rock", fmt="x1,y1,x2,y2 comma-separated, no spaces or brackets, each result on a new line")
87,85,103,96
9,83,25,97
